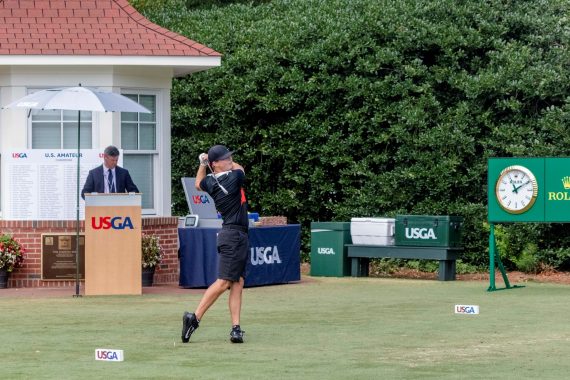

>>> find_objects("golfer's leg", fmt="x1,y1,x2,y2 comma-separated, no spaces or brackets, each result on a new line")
228,277,244,326
195,279,230,320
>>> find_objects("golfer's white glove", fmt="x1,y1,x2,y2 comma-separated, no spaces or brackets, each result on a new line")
199,153,209,167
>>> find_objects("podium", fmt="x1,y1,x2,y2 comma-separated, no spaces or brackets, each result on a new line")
84,193,142,295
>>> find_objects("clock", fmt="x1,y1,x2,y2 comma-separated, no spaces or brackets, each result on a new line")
495,165,538,214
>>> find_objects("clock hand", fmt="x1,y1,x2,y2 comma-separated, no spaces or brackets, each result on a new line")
514,180,531,193
511,182,518,194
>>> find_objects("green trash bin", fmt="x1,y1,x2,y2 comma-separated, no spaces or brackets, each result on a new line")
310,222,352,276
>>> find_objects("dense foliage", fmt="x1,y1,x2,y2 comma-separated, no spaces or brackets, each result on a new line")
141,234,163,268
131,0,570,270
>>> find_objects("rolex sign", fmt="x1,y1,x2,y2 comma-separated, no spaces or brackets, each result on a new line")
488,157,570,223
543,158,570,222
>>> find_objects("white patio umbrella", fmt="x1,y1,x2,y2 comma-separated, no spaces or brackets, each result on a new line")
3,85,151,296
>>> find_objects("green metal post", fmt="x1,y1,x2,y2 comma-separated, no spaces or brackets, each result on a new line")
488,223,523,292
496,255,511,289
488,223,496,291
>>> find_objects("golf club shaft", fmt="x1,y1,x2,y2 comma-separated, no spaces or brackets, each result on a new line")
206,162,229,194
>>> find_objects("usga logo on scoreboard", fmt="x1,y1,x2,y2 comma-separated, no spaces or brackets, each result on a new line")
95,348,124,362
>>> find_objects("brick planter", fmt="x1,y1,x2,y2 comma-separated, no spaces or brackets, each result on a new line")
0,217,179,288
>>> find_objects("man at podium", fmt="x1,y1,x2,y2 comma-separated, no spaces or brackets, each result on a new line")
81,145,139,198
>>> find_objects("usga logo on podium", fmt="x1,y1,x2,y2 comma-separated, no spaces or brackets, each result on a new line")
91,216,134,230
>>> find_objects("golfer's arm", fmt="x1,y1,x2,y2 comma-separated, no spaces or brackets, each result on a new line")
195,165,207,191
232,162,245,174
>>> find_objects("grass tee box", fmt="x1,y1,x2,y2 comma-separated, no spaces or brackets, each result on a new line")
395,215,463,247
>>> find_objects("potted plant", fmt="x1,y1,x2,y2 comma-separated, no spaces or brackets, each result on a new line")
141,234,162,287
0,234,25,288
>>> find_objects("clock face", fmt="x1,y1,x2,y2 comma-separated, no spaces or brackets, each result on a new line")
495,165,538,214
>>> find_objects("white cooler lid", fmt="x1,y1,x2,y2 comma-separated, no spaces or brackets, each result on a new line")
351,217,395,223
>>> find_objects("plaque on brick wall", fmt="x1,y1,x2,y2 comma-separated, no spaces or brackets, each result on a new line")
42,234,85,280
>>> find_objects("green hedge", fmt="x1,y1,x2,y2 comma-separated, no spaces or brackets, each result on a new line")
131,0,570,269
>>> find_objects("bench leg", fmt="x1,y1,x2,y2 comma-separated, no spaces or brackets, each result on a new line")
351,258,369,277
438,260,456,281
351,258,359,277
360,258,369,277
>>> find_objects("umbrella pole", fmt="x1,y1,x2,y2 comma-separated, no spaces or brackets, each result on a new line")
74,110,82,297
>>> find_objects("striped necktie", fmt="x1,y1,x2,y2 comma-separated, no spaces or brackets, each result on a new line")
108,170,115,193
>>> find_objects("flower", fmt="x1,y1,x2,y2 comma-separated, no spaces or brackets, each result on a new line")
0,234,25,273
141,234,162,268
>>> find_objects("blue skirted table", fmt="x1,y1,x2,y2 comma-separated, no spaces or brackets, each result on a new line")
178,224,301,288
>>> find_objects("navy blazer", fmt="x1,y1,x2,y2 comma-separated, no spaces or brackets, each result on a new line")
81,164,139,199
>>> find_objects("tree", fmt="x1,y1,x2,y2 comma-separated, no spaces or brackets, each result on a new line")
132,0,570,268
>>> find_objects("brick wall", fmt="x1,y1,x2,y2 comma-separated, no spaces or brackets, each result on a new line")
140,217,179,284
0,217,179,288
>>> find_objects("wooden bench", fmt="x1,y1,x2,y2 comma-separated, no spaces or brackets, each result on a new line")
346,245,462,281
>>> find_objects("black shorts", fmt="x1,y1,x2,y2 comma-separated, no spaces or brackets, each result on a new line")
216,228,249,282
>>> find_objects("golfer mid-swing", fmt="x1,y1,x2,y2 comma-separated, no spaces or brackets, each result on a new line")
182,145,249,344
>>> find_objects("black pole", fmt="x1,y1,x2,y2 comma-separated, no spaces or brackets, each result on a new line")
74,109,82,297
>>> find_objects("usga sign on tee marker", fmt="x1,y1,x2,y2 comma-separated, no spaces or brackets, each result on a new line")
95,348,124,362
454,305,480,315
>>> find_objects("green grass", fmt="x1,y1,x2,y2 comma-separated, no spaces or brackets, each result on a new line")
1,277,570,379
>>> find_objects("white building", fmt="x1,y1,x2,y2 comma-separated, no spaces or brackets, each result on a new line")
0,0,221,217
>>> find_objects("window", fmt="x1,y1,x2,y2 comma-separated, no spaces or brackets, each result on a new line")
121,93,157,211
31,110,92,149
123,154,154,209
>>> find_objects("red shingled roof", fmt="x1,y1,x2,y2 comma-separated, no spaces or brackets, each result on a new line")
0,0,220,57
